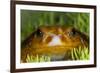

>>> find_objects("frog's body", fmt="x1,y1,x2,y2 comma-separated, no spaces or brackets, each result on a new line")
21,26,89,62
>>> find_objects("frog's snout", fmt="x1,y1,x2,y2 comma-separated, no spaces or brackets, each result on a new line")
48,35,62,46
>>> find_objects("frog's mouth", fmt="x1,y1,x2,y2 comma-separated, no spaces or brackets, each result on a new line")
31,46,76,54
41,54,66,61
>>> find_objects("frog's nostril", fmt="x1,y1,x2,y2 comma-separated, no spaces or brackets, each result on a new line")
48,36,62,46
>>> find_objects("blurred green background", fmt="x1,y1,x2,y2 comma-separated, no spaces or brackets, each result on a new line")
21,10,90,42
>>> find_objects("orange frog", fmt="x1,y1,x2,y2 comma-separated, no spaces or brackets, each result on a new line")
21,26,89,62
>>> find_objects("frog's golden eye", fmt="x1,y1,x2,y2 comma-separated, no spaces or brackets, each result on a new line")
68,28,78,37
34,29,43,37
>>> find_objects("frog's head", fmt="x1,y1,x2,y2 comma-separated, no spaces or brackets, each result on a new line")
21,26,89,62
27,26,89,48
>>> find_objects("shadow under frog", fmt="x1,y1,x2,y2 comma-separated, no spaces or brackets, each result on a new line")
21,26,89,62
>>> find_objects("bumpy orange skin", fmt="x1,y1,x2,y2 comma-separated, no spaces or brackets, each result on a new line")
21,26,89,62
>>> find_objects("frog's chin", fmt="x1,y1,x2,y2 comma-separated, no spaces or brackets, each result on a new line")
41,54,66,61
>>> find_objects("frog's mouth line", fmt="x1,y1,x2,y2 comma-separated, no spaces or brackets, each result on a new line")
31,45,83,49
30,46,85,53
22,46,87,56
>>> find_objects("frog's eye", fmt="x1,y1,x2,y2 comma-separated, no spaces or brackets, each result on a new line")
68,28,77,37
34,29,43,37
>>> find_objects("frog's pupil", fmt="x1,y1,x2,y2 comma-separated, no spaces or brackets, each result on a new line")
68,28,77,37
36,29,43,37
72,29,76,35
